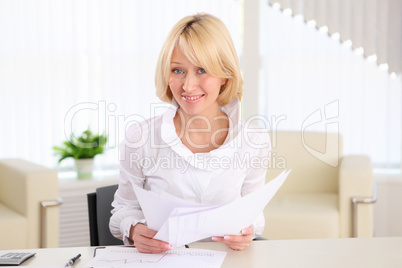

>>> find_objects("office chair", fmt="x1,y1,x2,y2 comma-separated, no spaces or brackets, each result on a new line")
87,184,123,246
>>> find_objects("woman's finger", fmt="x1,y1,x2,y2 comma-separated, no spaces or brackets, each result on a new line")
136,241,171,253
132,223,172,253
212,226,254,251
240,226,254,235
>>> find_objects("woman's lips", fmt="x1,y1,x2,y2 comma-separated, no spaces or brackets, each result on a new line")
182,94,204,103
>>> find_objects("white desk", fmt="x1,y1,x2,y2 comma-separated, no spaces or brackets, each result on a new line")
1,237,401,267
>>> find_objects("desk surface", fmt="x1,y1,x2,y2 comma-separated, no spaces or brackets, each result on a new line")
1,237,401,267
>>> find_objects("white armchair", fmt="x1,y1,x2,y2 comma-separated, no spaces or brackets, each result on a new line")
0,159,61,249
263,131,376,239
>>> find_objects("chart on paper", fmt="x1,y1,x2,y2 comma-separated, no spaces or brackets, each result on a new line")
86,247,227,267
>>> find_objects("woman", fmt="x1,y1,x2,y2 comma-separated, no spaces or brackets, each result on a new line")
110,13,270,253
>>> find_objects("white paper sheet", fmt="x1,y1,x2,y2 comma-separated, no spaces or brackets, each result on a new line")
133,170,290,247
133,185,218,231
85,246,227,268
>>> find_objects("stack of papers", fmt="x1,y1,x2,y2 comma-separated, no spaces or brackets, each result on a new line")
134,170,290,247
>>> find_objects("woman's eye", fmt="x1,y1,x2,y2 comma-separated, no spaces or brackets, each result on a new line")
172,69,183,74
198,68,206,74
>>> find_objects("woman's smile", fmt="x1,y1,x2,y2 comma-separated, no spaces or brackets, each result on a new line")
182,94,205,102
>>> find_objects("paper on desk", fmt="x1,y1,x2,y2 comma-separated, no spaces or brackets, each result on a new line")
85,246,227,268
133,170,290,247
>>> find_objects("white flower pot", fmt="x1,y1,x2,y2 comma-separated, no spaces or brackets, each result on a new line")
74,158,94,179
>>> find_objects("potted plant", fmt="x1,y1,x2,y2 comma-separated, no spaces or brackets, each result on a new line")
53,129,108,178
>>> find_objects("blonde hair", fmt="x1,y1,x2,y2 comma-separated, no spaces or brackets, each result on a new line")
155,13,243,106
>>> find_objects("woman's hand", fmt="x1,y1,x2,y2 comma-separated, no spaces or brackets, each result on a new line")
211,226,254,250
130,223,172,253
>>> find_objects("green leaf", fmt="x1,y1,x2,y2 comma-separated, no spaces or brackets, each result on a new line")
52,128,108,164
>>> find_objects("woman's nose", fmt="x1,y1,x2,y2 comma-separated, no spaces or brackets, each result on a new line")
183,73,198,92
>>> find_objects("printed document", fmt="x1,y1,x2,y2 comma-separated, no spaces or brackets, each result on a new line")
134,170,290,247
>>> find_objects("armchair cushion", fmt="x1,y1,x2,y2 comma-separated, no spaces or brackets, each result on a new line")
263,193,339,239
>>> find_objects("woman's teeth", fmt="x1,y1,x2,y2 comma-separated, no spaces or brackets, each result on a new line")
184,95,202,100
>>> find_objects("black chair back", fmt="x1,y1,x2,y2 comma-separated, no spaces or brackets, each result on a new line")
87,184,123,246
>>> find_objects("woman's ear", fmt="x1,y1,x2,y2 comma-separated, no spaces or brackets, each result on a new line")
219,79,227,95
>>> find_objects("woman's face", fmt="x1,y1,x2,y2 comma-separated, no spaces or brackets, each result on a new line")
168,46,226,117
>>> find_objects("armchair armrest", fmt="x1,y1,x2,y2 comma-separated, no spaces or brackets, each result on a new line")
0,159,61,248
339,155,375,237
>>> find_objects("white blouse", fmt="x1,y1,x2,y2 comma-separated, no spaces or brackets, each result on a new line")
109,99,271,244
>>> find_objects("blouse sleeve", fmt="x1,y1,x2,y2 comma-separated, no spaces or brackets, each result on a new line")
109,123,148,245
241,128,271,237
